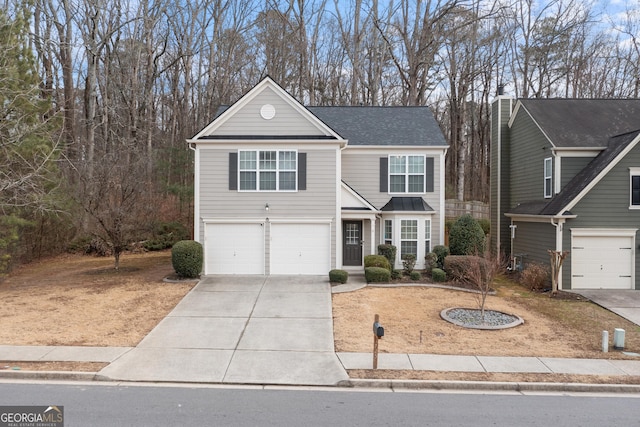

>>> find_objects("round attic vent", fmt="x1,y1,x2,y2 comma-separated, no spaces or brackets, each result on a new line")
260,104,276,120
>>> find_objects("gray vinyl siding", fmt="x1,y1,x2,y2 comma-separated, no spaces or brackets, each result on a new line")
560,143,640,289
509,110,554,205
341,148,443,246
490,98,513,255
213,87,327,136
512,221,556,269
198,146,338,269
561,157,593,188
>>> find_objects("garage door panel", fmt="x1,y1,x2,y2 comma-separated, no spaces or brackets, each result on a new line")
205,223,264,275
271,223,330,275
571,235,633,289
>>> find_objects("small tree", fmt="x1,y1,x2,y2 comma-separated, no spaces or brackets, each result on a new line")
464,251,506,321
548,250,569,297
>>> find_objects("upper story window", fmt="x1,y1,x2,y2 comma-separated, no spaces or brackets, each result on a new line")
239,150,297,191
630,168,640,209
389,155,425,193
544,157,552,198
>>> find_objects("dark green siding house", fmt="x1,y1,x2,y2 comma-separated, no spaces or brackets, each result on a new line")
490,98,640,290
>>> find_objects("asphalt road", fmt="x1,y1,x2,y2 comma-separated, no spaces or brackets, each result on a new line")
2,381,640,426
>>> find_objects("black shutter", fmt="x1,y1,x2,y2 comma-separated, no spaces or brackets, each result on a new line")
229,152,238,190
425,157,434,192
379,157,388,192
298,152,307,190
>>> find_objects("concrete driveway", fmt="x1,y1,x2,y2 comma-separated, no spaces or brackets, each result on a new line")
98,276,348,385
573,290,640,327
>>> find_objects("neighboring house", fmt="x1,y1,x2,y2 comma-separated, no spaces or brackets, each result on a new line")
490,97,640,290
187,77,448,275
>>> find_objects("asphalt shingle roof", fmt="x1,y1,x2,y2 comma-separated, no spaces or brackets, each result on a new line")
519,99,640,148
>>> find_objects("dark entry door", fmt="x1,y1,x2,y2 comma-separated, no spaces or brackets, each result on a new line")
343,221,363,266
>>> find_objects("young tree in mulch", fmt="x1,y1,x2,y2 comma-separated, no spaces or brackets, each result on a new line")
464,251,507,321
548,250,569,297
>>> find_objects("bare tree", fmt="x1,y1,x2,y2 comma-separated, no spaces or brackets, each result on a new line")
465,251,506,321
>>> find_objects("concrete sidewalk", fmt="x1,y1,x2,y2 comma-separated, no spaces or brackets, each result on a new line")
96,275,348,385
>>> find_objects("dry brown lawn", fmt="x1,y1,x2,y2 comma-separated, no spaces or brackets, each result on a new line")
0,251,193,347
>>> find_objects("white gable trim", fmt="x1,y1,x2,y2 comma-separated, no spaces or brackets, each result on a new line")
191,76,345,142
341,181,379,212
508,101,556,149
561,133,640,213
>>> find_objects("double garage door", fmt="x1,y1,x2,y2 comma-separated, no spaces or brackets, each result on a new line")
571,231,635,289
204,222,330,275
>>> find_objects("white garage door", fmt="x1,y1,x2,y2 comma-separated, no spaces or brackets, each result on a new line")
571,234,634,289
271,223,331,275
204,223,264,275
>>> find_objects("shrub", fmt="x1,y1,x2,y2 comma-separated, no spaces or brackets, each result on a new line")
431,268,446,282
425,252,437,272
519,262,550,291
364,254,391,270
365,266,391,283
444,255,485,283
401,253,416,275
377,244,397,270
410,271,421,281
449,214,486,255
478,218,490,236
329,269,349,284
432,245,449,269
391,269,402,280
144,221,190,251
171,240,203,278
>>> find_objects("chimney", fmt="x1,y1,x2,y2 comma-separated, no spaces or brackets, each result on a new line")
497,83,504,96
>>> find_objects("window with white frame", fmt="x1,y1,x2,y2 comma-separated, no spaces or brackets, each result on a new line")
239,150,297,191
400,219,418,257
384,219,393,244
389,155,425,193
544,157,552,198
424,219,431,254
630,168,640,208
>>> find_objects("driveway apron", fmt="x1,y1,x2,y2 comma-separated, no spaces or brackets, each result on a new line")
98,276,348,385
573,289,640,327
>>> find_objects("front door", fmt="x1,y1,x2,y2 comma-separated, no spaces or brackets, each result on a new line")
343,221,363,266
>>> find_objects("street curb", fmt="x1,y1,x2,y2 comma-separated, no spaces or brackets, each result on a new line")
2,371,640,394
339,379,640,393
0,370,98,381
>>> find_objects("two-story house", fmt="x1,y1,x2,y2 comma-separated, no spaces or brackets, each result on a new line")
491,96,640,290
187,77,448,275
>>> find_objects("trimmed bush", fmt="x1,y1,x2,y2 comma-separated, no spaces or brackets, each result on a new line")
391,269,402,280
401,253,416,275
449,214,486,255
365,266,391,283
329,269,349,284
171,240,203,278
431,268,446,282
432,245,449,269
425,252,437,272
410,271,421,281
364,254,391,270
377,244,397,270
519,262,550,291
478,218,490,236
444,255,485,283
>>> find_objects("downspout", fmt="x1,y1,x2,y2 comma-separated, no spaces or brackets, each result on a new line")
550,218,565,290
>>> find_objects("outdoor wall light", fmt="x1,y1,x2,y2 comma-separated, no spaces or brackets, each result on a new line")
265,203,269,212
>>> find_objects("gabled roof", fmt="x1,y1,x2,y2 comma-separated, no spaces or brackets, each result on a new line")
507,130,640,216
516,99,640,148
307,106,447,147
381,197,434,212
341,181,378,212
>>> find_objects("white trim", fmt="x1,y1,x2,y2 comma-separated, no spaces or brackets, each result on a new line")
544,157,553,198
341,146,448,154
561,133,640,213
336,147,343,269
193,146,200,244
439,148,447,245
505,213,577,222
570,228,638,237
203,218,266,224
187,139,344,149
552,148,604,157
341,182,379,212
554,155,561,195
267,218,333,224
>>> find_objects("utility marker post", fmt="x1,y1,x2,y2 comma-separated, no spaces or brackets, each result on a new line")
372,314,384,369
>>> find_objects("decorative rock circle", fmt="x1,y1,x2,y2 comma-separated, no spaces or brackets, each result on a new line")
441,307,524,330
